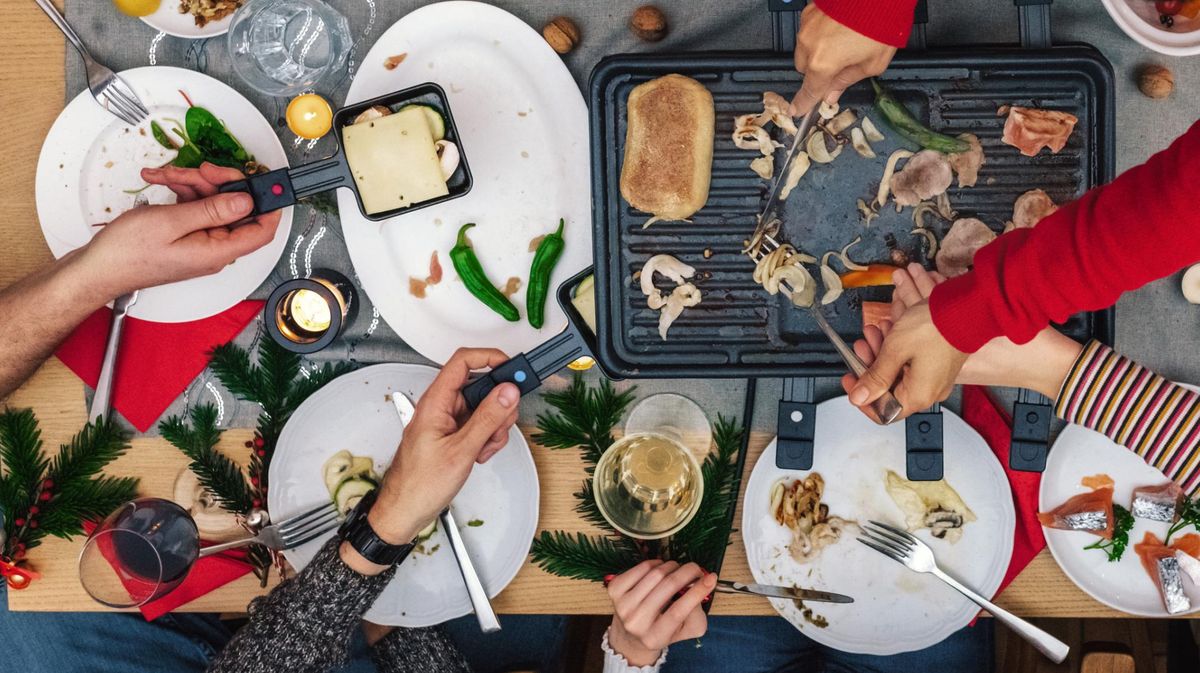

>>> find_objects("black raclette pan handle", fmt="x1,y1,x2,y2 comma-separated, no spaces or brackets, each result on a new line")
462,328,592,410
218,155,354,216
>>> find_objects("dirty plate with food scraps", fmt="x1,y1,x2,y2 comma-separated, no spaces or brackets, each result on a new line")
141,0,237,39
338,0,592,365
741,396,1015,655
268,363,540,627
1042,414,1200,617
35,66,292,322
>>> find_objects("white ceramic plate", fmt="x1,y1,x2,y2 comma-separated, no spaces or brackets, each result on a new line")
35,66,292,323
1101,0,1200,56
338,1,592,365
141,1,236,39
268,363,540,627
1041,422,1200,617
741,397,1015,655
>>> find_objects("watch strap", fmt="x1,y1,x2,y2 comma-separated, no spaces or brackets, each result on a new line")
337,490,414,567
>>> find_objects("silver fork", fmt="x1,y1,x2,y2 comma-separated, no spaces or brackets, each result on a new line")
34,0,150,127
858,520,1069,663
198,501,342,558
746,233,903,425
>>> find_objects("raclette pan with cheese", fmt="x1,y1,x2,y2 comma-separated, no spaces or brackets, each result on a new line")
220,83,472,221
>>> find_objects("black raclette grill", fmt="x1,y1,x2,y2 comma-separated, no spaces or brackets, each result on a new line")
589,48,1115,379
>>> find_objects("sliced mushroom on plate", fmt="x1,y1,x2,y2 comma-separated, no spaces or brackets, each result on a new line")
937,217,996,278
891,150,953,207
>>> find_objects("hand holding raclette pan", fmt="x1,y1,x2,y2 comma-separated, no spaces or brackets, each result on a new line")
219,83,472,222
462,268,608,410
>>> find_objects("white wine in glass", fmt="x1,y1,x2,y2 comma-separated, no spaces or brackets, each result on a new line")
594,432,704,540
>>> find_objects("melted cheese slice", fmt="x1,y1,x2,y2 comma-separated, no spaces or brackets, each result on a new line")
343,107,449,214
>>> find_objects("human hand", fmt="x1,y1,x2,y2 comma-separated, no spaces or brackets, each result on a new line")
790,4,898,115
79,163,281,300
607,560,714,667
842,264,1083,402
369,348,520,545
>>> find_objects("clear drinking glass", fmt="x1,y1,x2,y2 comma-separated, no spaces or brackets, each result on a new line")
227,0,352,97
593,432,705,540
624,393,714,455
78,498,200,608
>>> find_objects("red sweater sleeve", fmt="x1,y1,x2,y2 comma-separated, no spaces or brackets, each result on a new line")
930,119,1200,353
813,0,917,48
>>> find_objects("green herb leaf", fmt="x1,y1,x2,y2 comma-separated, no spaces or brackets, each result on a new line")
1166,494,1200,544
186,106,251,167
466,519,484,527
1083,503,1134,562
151,121,178,151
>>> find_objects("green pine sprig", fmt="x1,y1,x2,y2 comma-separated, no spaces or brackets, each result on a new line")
529,531,643,582
533,376,636,464
0,409,139,559
666,415,743,571
159,404,254,515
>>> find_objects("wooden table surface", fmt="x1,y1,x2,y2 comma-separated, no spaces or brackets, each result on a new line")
0,0,1147,619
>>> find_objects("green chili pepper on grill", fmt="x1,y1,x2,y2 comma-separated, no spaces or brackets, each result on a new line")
450,223,520,322
870,79,970,154
526,219,566,328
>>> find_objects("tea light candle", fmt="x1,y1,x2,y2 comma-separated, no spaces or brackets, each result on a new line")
265,270,356,353
286,93,333,140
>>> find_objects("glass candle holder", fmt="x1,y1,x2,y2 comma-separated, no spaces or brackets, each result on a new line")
265,269,356,353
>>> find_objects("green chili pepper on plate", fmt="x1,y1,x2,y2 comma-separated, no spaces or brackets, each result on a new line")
526,219,566,328
871,79,969,154
450,223,520,322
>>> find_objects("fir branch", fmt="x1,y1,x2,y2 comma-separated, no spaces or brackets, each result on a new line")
207,343,262,402
159,405,254,514
667,415,744,570
534,375,635,464
573,479,614,533
34,476,139,546
529,531,643,582
48,416,130,488
257,338,301,413
0,408,48,506
285,361,358,412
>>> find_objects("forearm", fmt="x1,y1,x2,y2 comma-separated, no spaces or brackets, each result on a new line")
370,626,471,673
0,252,109,400
812,0,917,47
207,538,397,673
1054,341,1200,497
931,120,1200,353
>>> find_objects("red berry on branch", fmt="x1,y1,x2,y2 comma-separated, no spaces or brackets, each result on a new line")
256,449,266,457
28,506,39,515
253,437,265,448
252,499,262,508
16,543,25,551
250,477,260,486
28,520,38,529
39,491,51,502
13,549,25,560
13,518,25,527
42,479,54,489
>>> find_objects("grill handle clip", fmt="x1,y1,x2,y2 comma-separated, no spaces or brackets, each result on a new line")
776,377,816,470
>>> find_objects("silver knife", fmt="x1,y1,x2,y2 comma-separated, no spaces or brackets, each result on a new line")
715,579,854,604
390,392,502,633
757,107,820,228
89,290,139,420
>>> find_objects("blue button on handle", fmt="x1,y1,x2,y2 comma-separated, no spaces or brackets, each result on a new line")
514,370,527,383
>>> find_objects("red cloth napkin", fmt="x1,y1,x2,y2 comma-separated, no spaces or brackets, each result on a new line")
82,520,254,621
55,301,264,432
961,385,1046,596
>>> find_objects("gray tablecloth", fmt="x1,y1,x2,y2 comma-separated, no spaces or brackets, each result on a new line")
61,0,1200,437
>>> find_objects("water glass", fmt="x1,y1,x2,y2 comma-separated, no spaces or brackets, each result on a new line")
227,0,352,97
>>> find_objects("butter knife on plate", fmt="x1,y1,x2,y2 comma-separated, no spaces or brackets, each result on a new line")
391,392,501,632
716,579,853,604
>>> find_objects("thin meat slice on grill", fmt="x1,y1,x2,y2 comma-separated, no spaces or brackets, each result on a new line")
1037,486,1114,539
1131,482,1185,523
890,150,953,207
1136,532,1192,615
1009,189,1058,230
936,218,996,278
947,133,984,188
999,105,1078,157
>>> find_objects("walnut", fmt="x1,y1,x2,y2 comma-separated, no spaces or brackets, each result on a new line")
630,5,668,42
1138,64,1174,99
542,16,580,55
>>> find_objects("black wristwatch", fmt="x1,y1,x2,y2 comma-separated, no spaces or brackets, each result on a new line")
337,489,414,567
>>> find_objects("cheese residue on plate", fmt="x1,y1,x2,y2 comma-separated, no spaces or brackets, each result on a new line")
343,107,449,214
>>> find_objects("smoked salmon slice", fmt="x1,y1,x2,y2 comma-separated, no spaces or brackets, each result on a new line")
1131,482,1184,523
1172,533,1200,560
1135,532,1192,615
1037,487,1114,539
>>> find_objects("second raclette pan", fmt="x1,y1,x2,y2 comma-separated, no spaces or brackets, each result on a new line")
221,82,473,221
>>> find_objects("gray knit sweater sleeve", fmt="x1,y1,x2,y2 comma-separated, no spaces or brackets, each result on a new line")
206,538,467,673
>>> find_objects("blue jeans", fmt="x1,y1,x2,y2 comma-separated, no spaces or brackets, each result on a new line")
442,614,568,673
0,585,377,673
663,616,994,673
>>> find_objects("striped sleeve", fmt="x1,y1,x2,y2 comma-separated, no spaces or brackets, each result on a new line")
1055,340,1200,496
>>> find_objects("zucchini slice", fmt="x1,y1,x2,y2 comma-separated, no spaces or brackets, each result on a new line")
399,104,446,141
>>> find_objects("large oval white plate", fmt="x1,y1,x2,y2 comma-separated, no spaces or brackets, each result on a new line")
338,1,592,365
35,67,292,323
741,397,1015,655
141,1,235,39
1041,422,1200,617
268,363,540,627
